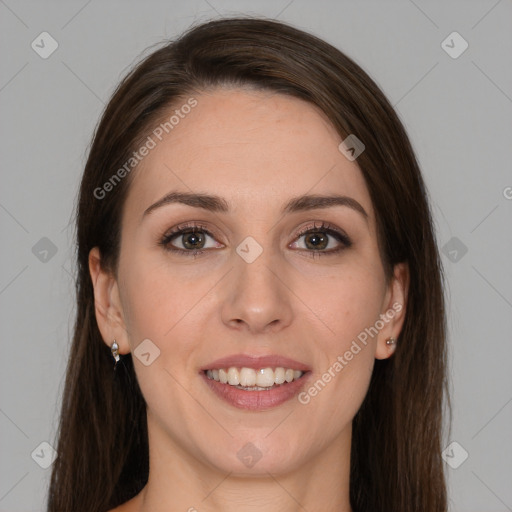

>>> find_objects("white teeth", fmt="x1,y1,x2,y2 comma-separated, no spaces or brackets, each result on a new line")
227,367,240,386
274,367,285,385
239,367,256,387
205,366,305,388
256,368,275,387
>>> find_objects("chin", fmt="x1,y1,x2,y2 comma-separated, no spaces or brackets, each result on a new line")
201,437,304,476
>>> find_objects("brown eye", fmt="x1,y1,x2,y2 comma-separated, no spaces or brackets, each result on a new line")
291,222,352,257
159,223,220,256
303,231,329,250
176,230,207,250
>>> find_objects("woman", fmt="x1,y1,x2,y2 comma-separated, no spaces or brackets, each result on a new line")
47,16,450,512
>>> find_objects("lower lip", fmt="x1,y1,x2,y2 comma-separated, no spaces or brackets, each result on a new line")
201,371,311,411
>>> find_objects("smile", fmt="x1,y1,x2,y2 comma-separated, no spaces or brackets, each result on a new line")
205,367,304,389
202,367,311,410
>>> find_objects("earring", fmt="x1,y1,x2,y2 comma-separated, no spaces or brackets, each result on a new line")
385,336,396,346
111,340,120,363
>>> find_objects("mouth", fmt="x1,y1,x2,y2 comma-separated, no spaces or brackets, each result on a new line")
205,366,306,389
200,366,312,410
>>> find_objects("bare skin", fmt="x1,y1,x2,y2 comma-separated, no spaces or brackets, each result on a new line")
90,87,408,512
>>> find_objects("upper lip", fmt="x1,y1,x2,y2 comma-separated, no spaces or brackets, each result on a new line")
201,353,311,372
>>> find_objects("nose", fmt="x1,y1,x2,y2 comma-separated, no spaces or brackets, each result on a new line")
220,242,294,335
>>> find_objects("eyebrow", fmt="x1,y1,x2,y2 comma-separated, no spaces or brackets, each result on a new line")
143,191,369,221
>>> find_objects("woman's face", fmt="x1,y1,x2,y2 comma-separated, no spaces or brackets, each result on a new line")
90,88,407,476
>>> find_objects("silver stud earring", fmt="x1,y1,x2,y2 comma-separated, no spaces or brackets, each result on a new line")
385,336,396,346
111,340,120,363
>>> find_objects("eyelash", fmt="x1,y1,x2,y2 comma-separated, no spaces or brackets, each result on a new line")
158,221,352,259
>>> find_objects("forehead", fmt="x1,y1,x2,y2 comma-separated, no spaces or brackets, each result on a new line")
125,88,374,221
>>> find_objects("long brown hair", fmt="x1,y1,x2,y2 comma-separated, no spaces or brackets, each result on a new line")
47,16,450,512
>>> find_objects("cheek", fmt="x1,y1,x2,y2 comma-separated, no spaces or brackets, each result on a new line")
119,269,173,342
299,282,379,439
300,260,384,405
303,263,386,344
118,246,204,342
116,250,220,396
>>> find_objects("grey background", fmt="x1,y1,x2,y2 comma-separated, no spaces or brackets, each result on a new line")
1,1,511,510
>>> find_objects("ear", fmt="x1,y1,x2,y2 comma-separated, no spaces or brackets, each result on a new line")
375,262,409,360
88,247,129,354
